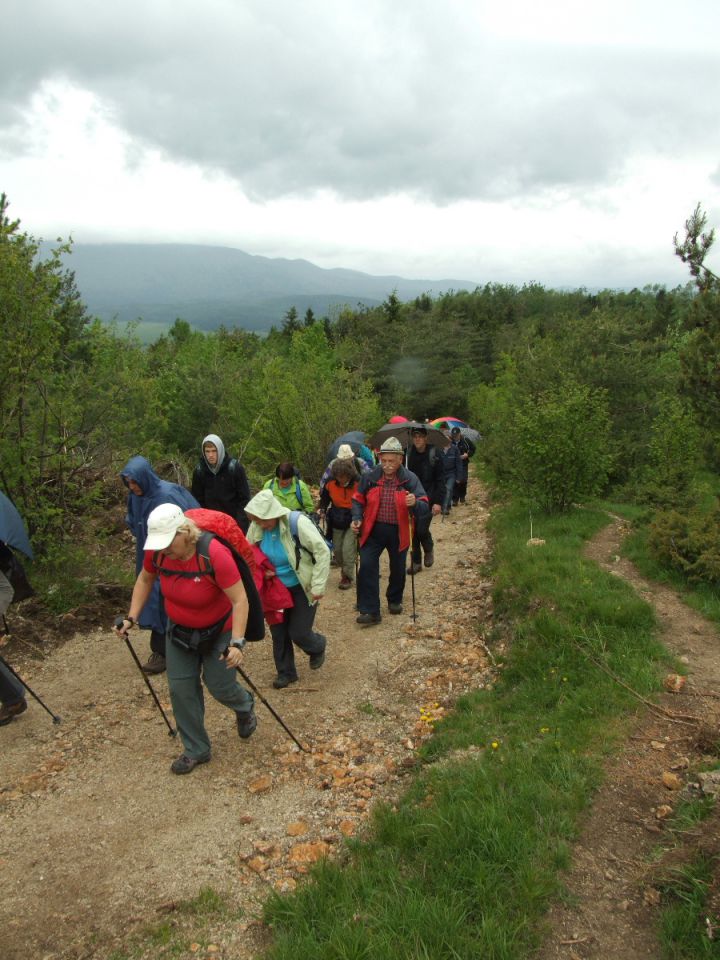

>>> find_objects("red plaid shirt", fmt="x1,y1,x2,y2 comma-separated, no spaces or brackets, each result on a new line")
375,475,401,524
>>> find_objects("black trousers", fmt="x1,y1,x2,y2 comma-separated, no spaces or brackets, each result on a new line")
411,514,434,564
270,584,326,680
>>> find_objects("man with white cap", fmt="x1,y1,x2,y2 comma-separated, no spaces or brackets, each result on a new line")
351,437,429,625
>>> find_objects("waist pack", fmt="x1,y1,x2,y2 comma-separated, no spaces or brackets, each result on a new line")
170,612,228,654
328,504,352,530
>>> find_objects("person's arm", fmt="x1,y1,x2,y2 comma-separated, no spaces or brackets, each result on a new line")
297,515,330,600
222,578,249,668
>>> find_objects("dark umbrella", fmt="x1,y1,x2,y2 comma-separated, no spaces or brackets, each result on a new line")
326,430,369,463
368,421,451,451
0,492,34,559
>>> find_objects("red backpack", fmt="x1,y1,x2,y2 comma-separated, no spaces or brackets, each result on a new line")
155,508,264,642
185,508,256,573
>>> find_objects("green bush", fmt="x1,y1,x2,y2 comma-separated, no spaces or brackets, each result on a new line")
648,504,720,585
510,381,613,512
638,396,702,507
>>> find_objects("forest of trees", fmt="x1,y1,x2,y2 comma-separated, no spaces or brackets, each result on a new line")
2,194,719,588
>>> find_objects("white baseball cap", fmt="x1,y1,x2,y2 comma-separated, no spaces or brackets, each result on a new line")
144,503,187,551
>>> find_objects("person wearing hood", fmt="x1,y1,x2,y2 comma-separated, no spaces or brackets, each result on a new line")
191,434,252,534
245,490,329,689
120,456,199,674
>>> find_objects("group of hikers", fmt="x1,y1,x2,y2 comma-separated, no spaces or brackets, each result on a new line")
1,423,475,778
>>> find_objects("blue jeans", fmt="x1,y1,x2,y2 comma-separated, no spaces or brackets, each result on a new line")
165,628,254,759
357,522,407,616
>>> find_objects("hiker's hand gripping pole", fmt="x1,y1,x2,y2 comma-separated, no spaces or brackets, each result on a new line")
113,617,177,737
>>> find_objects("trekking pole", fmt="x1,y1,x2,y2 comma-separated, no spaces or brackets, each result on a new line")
235,665,308,753
114,619,177,737
0,651,62,724
408,517,417,621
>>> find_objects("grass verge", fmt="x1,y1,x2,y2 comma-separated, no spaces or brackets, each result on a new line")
259,501,670,959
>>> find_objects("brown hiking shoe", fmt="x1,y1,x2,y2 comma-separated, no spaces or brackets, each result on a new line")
338,575,353,590
142,652,167,675
423,551,434,568
0,700,27,726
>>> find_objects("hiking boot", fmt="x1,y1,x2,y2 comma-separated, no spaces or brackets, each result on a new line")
338,575,353,590
236,707,257,739
423,551,434,568
356,612,381,626
0,699,27,726
309,649,326,670
170,753,210,775
388,602,403,615
407,561,422,575
142,652,167,675
273,674,298,689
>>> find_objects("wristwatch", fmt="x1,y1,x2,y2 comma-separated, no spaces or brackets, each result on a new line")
228,637,246,651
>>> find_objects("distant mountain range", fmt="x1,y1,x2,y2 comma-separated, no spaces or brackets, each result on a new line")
60,243,479,338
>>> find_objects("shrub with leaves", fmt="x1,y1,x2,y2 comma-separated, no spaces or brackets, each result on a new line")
509,380,613,512
648,504,720,585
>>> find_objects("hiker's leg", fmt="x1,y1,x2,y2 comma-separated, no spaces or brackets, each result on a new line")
0,660,24,707
270,616,298,681
285,586,325,657
357,532,384,617
337,528,356,581
166,636,210,759
201,634,253,713
385,526,407,607
150,629,166,655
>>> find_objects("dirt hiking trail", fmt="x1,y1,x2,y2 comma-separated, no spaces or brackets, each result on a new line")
539,514,720,960
1,479,494,960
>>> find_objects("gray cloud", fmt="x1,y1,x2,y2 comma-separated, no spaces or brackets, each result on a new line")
3,0,719,203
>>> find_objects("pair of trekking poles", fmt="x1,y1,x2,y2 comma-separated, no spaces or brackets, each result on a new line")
114,619,308,752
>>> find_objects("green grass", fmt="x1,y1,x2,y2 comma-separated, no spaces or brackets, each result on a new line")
259,501,670,959
657,857,720,959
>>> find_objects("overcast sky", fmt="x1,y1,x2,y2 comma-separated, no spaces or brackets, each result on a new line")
2,0,719,288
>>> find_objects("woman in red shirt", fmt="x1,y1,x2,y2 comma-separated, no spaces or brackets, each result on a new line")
116,503,256,775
